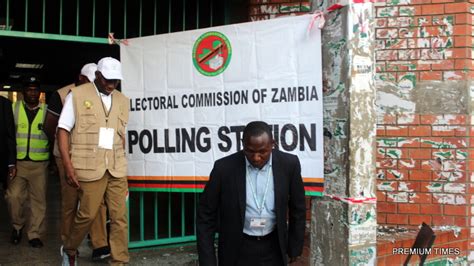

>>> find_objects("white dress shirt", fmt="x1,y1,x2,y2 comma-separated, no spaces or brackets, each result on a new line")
58,83,112,132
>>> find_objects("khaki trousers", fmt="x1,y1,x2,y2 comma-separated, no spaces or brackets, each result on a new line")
65,171,129,264
5,160,48,240
56,156,108,249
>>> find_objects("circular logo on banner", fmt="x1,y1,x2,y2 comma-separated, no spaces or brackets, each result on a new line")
193,31,232,76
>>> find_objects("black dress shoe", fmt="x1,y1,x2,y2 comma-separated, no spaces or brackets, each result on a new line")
28,238,43,248
91,246,111,261
10,228,22,245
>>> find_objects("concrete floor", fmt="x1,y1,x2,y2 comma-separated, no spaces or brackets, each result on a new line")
0,172,199,265
0,170,309,265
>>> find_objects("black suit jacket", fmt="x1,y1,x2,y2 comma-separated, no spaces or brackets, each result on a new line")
197,149,306,266
0,96,16,184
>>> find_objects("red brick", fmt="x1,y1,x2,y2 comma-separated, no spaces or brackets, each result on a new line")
386,126,409,136
409,215,432,225
444,205,467,216
455,13,470,24
397,114,420,125
444,2,470,13
421,160,439,171
399,203,420,213
380,114,397,125
378,213,387,224
398,159,421,169
398,138,421,148
449,240,468,251
377,191,387,202
450,48,470,58
432,0,455,2
420,71,443,80
432,215,454,225
422,4,445,15
409,170,432,180
377,126,386,136
455,126,468,136
376,50,398,61
378,202,397,213
386,169,408,180
454,59,473,69
409,149,432,160
377,158,397,168
453,25,470,36
386,214,409,224
444,71,468,80
434,231,451,244
445,115,467,125
453,216,468,227
443,137,468,148
432,126,456,136
376,18,387,28
398,181,421,192
409,192,432,204
408,126,432,136
377,148,385,159
385,254,403,265
432,59,455,70
415,16,432,26
420,115,441,124
386,61,410,72
419,204,442,214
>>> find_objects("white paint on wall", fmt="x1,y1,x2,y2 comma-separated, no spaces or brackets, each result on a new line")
377,91,416,112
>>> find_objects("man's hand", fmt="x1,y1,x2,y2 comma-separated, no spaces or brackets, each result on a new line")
289,256,300,264
8,165,16,180
65,165,80,189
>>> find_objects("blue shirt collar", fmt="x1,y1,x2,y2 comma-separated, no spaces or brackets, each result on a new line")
245,152,273,171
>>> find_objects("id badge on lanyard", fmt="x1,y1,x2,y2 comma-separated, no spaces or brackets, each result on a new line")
98,127,114,149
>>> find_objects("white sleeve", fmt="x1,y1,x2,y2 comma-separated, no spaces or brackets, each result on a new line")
58,92,75,132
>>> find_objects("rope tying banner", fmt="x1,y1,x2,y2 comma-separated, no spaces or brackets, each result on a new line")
325,194,377,204
108,33,129,46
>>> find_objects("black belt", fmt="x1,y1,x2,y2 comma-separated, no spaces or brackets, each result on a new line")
243,230,276,241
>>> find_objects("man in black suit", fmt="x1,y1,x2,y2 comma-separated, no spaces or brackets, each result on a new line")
197,121,306,266
0,96,16,189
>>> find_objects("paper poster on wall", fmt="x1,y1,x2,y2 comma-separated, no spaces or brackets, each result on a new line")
121,14,324,196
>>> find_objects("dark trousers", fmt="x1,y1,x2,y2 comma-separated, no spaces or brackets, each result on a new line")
237,230,284,266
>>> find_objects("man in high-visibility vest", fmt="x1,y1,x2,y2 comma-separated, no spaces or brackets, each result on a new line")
5,76,50,248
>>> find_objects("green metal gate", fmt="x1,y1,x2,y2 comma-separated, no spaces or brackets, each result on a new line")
1,0,246,248
128,191,200,248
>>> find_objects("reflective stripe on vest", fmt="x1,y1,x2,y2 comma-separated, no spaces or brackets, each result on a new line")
13,101,49,161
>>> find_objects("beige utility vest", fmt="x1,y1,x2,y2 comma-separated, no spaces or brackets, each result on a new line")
53,83,74,157
70,83,129,181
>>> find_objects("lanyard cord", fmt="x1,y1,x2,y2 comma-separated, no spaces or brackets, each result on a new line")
247,166,272,215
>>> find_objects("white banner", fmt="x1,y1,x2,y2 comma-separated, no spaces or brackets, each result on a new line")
121,14,324,194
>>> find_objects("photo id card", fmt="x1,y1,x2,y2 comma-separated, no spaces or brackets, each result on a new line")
250,218,267,229
98,127,114,150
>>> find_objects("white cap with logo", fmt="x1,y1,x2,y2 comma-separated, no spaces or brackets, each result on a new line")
97,57,123,80
80,63,97,82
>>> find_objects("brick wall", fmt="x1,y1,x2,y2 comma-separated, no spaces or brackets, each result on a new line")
375,0,474,261
375,0,473,225
249,0,311,21
376,114,469,228
375,1,473,81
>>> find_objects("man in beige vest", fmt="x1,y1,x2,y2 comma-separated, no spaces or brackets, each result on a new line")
43,63,110,261
57,57,129,265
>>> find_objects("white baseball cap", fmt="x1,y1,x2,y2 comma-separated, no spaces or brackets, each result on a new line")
80,63,97,82
97,57,123,80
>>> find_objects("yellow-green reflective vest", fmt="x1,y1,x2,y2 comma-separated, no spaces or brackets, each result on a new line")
13,101,49,161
